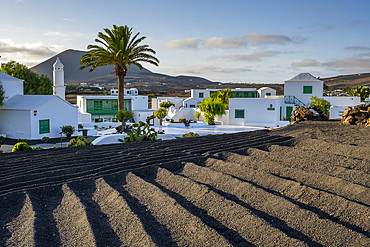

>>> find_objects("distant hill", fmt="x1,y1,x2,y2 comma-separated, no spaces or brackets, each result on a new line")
321,73,370,89
31,49,151,82
31,49,218,91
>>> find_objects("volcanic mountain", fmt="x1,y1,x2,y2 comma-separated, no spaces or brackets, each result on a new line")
31,49,216,90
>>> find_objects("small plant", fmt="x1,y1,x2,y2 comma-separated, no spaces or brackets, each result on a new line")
61,125,76,138
132,123,140,127
181,132,200,138
116,110,134,132
94,125,98,129
17,138,27,142
51,145,57,148
154,107,167,125
179,118,186,123
67,135,93,147
78,124,84,129
160,101,175,108
195,112,201,121
32,146,44,150
123,121,164,142
115,125,123,133
0,136,5,142
41,136,50,142
12,142,32,152
169,119,174,123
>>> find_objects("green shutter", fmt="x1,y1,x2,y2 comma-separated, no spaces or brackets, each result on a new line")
303,86,312,94
39,119,50,134
199,92,204,98
235,109,245,118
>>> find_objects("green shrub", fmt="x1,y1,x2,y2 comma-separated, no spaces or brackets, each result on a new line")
195,112,201,121
181,132,200,138
17,138,27,142
115,125,123,133
169,119,174,123
179,118,186,123
12,142,32,152
132,123,140,127
94,125,98,129
41,136,50,142
61,125,76,138
32,146,44,150
124,121,164,142
0,136,5,142
160,101,175,108
309,96,331,115
78,124,84,129
67,135,93,147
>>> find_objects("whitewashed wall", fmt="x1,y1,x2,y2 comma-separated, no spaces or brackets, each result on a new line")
1,80,23,100
324,96,361,107
229,98,284,127
284,80,323,105
0,110,32,139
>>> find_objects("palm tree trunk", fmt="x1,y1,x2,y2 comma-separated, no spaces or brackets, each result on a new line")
115,65,127,112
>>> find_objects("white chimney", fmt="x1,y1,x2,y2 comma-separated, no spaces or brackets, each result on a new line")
53,57,65,100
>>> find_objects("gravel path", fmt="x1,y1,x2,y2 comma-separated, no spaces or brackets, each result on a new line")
0,120,369,246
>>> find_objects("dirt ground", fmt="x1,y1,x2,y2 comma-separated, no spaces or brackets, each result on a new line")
0,120,369,246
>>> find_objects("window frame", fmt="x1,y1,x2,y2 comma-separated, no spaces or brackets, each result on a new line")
303,86,313,94
39,119,50,134
235,109,245,118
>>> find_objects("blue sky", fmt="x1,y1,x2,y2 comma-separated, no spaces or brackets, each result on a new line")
0,0,369,83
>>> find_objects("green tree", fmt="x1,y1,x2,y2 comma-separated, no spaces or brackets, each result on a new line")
154,107,167,126
343,86,370,101
199,98,226,125
0,83,5,107
309,96,331,115
160,101,174,108
0,61,52,95
80,25,159,112
116,110,134,132
61,125,76,138
211,88,235,110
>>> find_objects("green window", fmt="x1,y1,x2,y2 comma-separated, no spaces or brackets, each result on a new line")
235,109,245,118
39,119,50,134
303,86,312,94
94,101,103,110
266,93,271,96
233,92,257,98
190,104,196,108
199,92,204,98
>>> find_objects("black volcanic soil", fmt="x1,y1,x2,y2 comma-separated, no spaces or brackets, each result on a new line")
0,121,369,246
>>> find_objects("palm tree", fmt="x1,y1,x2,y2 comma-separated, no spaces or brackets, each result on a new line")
212,88,236,110
80,25,159,111
343,86,370,101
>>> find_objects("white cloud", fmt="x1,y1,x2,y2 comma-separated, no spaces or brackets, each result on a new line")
291,59,321,67
203,37,243,49
345,46,370,51
241,33,292,45
165,33,297,50
210,50,281,61
0,39,65,64
323,57,370,72
292,55,370,73
164,38,200,49
172,65,252,75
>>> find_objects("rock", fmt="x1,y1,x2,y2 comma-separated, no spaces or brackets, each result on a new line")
291,106,328,123
341,104,370,126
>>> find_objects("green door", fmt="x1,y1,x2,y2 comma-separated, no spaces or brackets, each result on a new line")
286,107,293,121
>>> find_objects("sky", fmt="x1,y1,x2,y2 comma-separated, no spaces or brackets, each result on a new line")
0,0,369,83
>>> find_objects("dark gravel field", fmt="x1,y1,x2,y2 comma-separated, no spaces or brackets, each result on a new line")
0,120,369,246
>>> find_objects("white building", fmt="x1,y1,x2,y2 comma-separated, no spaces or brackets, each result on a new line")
0,95,78,139
0,58,78,139
284,73,323,106
151,97,186,110
258,87,276,98
77,94,150,123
